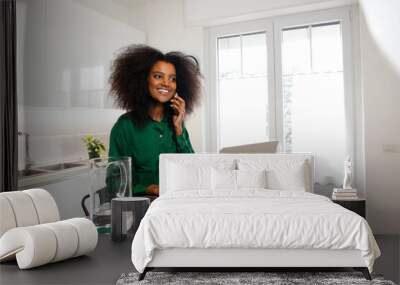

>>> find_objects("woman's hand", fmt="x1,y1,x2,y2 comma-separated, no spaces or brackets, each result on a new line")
146,184,159,196
170,94,186,136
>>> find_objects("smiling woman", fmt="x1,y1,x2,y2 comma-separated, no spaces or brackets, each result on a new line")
108,45,202,196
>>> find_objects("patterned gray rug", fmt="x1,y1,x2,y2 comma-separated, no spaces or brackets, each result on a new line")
116,271,396,285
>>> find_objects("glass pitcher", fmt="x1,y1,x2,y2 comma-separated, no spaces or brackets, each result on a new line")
89,156,132,233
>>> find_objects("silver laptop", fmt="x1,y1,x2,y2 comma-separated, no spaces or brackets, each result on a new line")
219,141,279,154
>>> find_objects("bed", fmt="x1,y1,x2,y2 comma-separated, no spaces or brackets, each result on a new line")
131,153,380,280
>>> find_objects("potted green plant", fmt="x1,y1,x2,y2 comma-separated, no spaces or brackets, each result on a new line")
82,135,106,159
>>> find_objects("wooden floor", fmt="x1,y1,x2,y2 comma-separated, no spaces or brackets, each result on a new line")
0,234,398,285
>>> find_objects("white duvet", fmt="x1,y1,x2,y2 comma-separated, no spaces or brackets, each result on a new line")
131,190,380,273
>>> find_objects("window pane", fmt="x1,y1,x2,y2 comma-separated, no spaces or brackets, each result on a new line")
282,22,346,188
219,78,268,148
218,36,241,78
282,27,310,75
217,32,269,149
312,23,343,72
242,33,267,76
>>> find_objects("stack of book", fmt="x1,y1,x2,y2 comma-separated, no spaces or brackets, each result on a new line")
332,188,358,200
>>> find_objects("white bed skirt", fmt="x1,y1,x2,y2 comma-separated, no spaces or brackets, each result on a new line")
148,248,366,268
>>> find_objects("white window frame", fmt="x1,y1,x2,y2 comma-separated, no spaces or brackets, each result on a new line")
204,19,275,153
273,7,355,158
205,6,363,191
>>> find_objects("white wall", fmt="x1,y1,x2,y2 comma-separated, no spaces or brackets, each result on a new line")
359,0,400,74
359,2,400,234
129,0,206,152
17,0,145,168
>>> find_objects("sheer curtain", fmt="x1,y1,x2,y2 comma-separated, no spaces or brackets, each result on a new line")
0,0,18,192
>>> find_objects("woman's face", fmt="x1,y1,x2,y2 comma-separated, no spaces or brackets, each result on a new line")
147,61,177,103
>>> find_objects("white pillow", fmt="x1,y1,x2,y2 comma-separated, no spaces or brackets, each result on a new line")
211,168,237,190
238,159,310,191
166,162,211,192
237,169,267,189
267,162,307,191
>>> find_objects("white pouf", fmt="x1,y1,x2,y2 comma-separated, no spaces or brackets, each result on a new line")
23,188,60,223
0,196,17,237
1,191,39,227
0,189,98,269
0,218,98,269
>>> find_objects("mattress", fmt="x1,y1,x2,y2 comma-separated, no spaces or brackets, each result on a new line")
131,190,380,273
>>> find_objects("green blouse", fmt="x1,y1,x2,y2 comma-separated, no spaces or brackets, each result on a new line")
108,113,194,195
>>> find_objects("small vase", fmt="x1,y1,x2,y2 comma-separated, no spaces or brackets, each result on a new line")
88,151,99,159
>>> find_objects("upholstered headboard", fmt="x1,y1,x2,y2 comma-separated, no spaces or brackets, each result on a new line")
159,153,314,196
